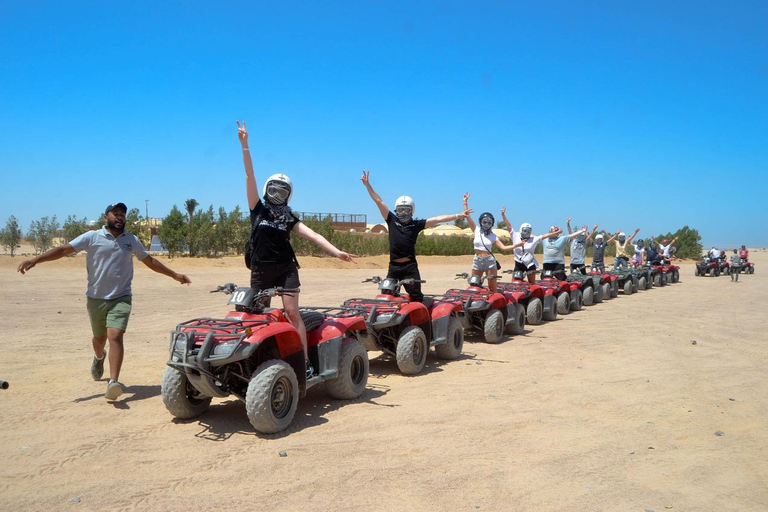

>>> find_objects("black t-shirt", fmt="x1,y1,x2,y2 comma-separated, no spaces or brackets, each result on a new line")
249,200,300,266
386,211,426,262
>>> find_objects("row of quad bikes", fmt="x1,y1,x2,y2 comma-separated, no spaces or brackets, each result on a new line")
694,256,756,277
161,261,683,435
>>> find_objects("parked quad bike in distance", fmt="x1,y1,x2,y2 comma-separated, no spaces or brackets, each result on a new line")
343,276,464,375
498,269,550,325
162,284,369,435
537,269,576,315
566,269,604,305
607,265,639,295
439,273,525,343
737,258,755,275
694,257,720,277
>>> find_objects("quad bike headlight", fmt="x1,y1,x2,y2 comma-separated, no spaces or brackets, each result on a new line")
212,339,239,357
173,332,189,354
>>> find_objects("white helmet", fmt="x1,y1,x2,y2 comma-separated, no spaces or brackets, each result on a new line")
520,222,532,238
595,233,604,241
394,196,415,222
262,173,293,205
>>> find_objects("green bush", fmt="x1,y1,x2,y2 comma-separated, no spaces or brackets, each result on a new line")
0,215,23,256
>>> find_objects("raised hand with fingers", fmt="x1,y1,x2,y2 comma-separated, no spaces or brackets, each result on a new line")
236,120,248,147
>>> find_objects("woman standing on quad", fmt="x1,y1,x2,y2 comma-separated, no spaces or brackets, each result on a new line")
567,219,598,274
500,209,561,283
238,120,357,377
541,220,586,281
613,228,640,270
462,194,523,292
360,171,471,303
631,239,646,267
652,236,678,264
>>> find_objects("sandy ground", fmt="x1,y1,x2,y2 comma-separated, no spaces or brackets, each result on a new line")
1,248,767,511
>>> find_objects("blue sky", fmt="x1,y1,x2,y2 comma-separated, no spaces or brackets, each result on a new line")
1,1,766,248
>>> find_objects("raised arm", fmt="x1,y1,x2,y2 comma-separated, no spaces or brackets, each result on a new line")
293,222,357,263
463,193,476,231
495,238,525,252
567,225,587,239
17,244,76,274
360,170,389,220
627,228,641,243
500,207,513,233
541,228,563,241
237,120,259,210
425,210,472,229
566,217,573,234
605,230,619,244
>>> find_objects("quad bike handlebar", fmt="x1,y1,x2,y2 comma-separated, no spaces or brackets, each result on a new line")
364,276,425,285
210,283,238,294
210,283,299,298
0,380,8,390
456,272,498,283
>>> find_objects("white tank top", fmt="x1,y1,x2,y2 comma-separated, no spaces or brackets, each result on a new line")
473,227,497,252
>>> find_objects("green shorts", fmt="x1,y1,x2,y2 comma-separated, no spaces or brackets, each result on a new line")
86,295,133,337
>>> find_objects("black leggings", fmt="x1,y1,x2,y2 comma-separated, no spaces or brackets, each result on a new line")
387,260,423,302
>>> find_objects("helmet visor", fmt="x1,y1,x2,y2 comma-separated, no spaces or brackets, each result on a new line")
266,182,291,203
395,205,413,218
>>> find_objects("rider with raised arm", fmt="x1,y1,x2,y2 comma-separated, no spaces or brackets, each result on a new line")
542,219,585,281
613,228,640,270
567,219,598,274
653,236,678,264
238,121,357,377
591,230,618,272
360,171,470,303
500,208,561,283
462,193,523,292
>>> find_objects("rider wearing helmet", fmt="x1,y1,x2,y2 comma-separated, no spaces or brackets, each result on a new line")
739,245,749,262
500,208,562,283
542,219,586,281
238,121,357,378
591,230,619,272
567,219,599,274
631,238,646,267
361,171,471,302
462,194,523,292
645,238,662,265
652,236,679,264
613,228,640,270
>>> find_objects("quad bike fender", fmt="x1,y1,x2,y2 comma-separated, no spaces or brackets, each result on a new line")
568,282,581,292
398,302,432,326
307,317,367,348
241,323,303,361
429,301,462,320
488,293,508,311
430,313,455,346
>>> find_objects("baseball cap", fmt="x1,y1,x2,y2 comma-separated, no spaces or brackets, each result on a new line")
105,202,127,214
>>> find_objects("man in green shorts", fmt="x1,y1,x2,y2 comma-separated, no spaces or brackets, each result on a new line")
17,202,191,400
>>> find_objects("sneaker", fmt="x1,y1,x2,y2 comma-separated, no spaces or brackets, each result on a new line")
105,379,124,400
306,359,315,379
91,351,106,381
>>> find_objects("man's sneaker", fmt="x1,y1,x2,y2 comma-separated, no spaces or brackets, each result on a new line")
105,379,124,400
306,359,315,379
91,351,106,381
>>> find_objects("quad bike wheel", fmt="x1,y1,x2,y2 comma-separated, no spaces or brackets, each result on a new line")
325,338,369,399
672,270,680,282
749,266,755,274
483,309,505,344
694,267,700,277
569,289,583,311
542,296,558,321
623,279,634,295
161,366,212,420
593,283,603,303
396,325,428,374
526,298,543,325
611,281,619,298
435,316,464,360
505,303,526,335
709,268,716,277
245,360,299,434
602,282,612,300
582,285,594,306
637,277,647,290
556,291,571,315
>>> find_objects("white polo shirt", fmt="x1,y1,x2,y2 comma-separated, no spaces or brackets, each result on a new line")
69,227,149,299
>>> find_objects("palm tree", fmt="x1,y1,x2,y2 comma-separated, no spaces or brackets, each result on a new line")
184,199,198,222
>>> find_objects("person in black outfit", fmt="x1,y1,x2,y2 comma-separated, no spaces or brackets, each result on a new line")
238,121,357,376
360,170,471,302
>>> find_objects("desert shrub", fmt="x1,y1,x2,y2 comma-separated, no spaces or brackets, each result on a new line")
27,216,60,254
0,215,23,256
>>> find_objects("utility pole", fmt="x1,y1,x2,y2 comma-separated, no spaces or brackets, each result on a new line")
145,199,149,220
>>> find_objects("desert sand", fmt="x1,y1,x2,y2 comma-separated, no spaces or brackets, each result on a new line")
1,248,767,511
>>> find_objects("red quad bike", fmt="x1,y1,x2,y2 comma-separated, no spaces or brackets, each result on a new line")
537,269,578,315
162,284,369,435
739,258,755,275
590,263,619,299
694,257,720,277
498,269,551,324
439,273,525,343
663,261,681,283
343,277,464,375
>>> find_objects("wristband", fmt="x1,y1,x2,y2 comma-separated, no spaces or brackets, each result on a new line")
242,147,250,152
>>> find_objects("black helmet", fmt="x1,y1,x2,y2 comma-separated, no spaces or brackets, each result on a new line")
479,212,495,234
